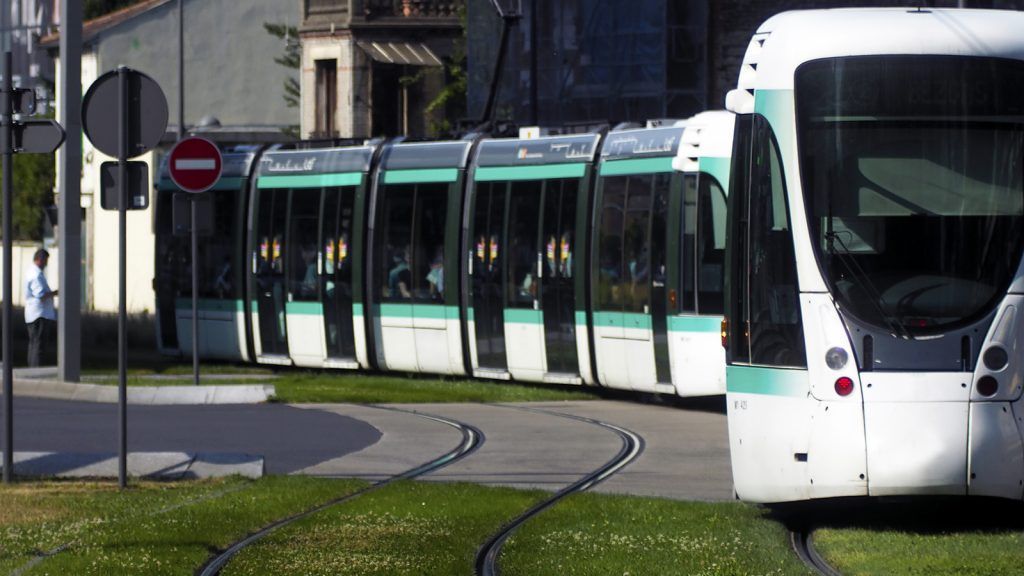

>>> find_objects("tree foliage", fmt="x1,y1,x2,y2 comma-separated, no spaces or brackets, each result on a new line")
0,153,55,241
264,22,301,138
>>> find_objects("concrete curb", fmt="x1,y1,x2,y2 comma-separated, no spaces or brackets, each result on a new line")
11,368,275,405
2,451,265,479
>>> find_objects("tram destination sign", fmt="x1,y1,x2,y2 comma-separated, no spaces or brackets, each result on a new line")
169,137,222,193
258,147,373,177
600,126,684,161
476,133,602,167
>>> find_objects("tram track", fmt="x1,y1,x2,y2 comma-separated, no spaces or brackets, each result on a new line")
790,528,842,576
474,405,645,576
195,404,484,576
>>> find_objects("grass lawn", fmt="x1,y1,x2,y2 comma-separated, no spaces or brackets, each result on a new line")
224,481,807,576
0,476,367,576
502,492,810,576
270,371,603,404
810,499,1024,576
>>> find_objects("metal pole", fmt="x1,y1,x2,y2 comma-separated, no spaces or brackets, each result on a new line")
191,198,198,386
529,0,538,125
2,52,13,484
58,0,82,384
116,66,127,489
178,0,184,139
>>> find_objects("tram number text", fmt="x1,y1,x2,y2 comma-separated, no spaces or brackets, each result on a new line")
733,400,748,410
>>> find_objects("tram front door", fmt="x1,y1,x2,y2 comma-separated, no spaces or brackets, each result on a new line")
470,182,508,374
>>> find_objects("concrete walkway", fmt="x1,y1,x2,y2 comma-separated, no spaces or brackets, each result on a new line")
1,451,264,479
11,367,274,404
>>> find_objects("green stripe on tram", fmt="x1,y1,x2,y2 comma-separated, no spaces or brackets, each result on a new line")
285,301,323,315
159,177,244,192
668,316,722,333
379,303,457,320
257,172,363,189
591,311,652,330
699,156,731,192
504,309,542,325
726,365,808,397
599,157,675,176
474,163,586,182
382,168,459,184
353,302,364,317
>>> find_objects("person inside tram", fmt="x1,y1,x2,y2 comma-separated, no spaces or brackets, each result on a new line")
300,245,318,299
426,247,444,299
214,256,232,299
388,245,412,299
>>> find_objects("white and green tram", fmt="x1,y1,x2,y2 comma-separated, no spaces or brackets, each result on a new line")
155,111,735,398
723,8,1024,502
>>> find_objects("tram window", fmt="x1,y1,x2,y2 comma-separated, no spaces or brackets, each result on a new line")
413,184,449,302
680,175,697,313
624,174,653,313
378,185,414,301
747,115,805,368
175,188,240,300
696,176,727,315
288,188,322,302
726,115,753,363
596,176,626,311
507,180,542,308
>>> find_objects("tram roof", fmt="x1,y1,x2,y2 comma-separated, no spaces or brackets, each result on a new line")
733,8,1024,95
380,140,473,172
474,133,601,167
256,146,375,178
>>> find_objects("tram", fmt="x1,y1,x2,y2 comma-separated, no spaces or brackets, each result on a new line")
723,8,1024,502
154,110,735,397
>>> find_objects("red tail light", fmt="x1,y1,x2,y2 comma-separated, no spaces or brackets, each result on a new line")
835,376,854,396
721,318,728,348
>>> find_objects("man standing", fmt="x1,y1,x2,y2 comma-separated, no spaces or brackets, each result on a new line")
25,248,57,367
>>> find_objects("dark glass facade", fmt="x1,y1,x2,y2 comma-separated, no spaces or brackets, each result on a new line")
467,0,708,126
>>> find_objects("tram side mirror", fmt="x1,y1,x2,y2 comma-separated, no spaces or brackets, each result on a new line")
172,192,215,237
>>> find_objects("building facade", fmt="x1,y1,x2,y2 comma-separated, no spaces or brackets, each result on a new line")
298,0,464,139
43,0,298,313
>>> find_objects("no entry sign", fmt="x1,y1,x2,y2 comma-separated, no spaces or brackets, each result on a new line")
169,137,222,193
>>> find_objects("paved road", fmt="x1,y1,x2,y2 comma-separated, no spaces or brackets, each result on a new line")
8,397,734,501
9,398,382,474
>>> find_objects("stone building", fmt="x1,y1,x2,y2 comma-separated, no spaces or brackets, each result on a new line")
298,0,464,139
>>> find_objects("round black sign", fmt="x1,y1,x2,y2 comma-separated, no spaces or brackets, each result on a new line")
82,67,168,158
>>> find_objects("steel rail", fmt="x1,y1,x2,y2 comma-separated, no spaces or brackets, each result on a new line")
474,405,645,576
196,405,484,576
790,529,843,576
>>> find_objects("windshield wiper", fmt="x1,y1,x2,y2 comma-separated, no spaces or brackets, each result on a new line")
825,230,914,340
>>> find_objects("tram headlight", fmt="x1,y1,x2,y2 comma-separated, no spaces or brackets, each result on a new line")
825,347,848,370
983,346,1009,371
834,376,854,397
977,376,999,397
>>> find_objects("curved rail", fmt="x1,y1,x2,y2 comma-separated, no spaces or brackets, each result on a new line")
197,405,484,576
790,529,842,576
474,405,644,576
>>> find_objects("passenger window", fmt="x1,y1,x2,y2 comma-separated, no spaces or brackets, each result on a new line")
288,188,322,302
507,180,541,308
726,115,752,363
378,185,414,301
696,176,727,314
623,175,652,313
413,184,449,302
596,176,626,311
748,115,806,367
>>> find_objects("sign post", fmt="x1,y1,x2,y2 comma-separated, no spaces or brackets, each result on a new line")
82,66,167,489
1,52,66,483
168,137,222,387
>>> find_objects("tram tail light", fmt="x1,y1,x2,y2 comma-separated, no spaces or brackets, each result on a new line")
835,376,854,396
721,318,728,348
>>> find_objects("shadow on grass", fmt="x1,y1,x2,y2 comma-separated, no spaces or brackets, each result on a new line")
768,496,1024,534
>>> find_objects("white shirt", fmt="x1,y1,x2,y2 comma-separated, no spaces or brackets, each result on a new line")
24,264,56,323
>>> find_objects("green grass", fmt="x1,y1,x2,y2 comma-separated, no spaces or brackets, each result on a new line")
224,481,807,576
502,492,810,576
271,371,602,404
0,476,367,576
814,528,1024,576
223,481,549,576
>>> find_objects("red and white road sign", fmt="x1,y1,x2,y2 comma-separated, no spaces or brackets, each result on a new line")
168,137,222,193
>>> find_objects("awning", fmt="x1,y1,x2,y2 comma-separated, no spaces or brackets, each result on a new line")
356,40,444,67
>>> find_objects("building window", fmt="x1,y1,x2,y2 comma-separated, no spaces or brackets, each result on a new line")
315,59,337,138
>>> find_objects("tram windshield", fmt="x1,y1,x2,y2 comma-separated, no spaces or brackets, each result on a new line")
797,55,1024,335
